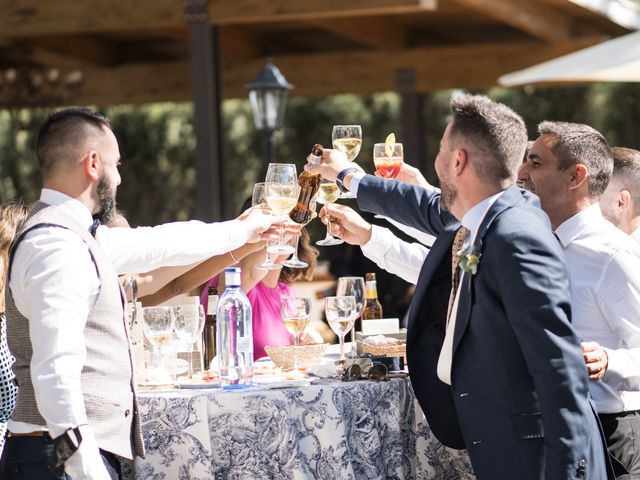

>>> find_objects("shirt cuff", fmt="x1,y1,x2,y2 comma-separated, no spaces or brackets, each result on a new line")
348,172,366,196
602,347,624,388
361,225,394,261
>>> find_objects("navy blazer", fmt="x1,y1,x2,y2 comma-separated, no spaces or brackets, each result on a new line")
357,176,614,480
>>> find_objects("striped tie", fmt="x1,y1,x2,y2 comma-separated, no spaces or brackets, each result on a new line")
446,226,470,324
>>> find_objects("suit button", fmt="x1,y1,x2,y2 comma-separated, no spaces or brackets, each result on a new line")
125,409,131,417
576,459,586,478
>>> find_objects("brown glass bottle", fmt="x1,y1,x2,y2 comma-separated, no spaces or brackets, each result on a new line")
362,273,383,320
289,144,322,225
202,286,218,371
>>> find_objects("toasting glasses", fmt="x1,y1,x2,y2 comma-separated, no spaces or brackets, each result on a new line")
332,125,362,199
252,182,282,270
265,163,299,255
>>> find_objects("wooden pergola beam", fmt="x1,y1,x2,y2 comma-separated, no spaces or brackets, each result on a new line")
36,37,599,109
309,16,407,49
0,0,437,38
454,0,575,41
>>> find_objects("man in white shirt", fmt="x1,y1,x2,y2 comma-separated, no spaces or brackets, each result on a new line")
0,107,288,480
599,147,640,243
518,122,640,478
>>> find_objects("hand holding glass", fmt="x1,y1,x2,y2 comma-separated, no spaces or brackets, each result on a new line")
280,297,312,370
316,180,343,246
252,182,281,270
325,296,356,360
332,125,362,198
265,163,299,255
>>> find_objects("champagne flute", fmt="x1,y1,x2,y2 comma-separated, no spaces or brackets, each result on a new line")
142,306,175,383
373,142,404,179
325,296,356,360
173,305,205,378
336,276,365,348
280,297,312,370
332,125,362,199
316,179,343,246
252,182,281,270
265,163,299,255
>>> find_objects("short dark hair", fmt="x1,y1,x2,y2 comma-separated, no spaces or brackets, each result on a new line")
449,94,527,185
537,121,613,198
611,147,640,204
37,107,111,176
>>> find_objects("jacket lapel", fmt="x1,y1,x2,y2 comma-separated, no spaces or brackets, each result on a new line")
451,185,524,356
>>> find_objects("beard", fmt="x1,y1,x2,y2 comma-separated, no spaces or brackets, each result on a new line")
95,175,117,225
440,181,458,214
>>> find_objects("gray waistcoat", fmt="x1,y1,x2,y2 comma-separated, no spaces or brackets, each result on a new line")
5,201,144,460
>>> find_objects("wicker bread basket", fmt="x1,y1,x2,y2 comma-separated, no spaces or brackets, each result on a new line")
358,341,407,361
265,343,328,369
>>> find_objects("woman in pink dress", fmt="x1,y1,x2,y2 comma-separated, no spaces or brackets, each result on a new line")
200,229,320,359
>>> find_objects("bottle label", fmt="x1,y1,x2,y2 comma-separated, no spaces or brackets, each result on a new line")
207,295,219,313
307,152,321,165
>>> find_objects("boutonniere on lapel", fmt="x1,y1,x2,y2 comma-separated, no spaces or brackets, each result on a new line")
458,245,482,275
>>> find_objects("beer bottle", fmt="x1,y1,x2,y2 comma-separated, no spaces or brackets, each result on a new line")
362,272,383,320
289,144,322,225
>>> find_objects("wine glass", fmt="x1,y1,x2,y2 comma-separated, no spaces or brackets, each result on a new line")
265,163,299,255
280,297,312,370
326,296,356,360
332,125,362,199
336,276,365,347
142,306,176,383
283,197,316,269
173,305,205,378
373,142,404,179
252,182,281,271
316,179,343,246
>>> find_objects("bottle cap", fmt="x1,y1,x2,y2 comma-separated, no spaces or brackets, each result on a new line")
224,267,242,287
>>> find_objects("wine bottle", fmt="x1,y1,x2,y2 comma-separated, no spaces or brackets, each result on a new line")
203,286,218,371
289,144,322,225
362,272,383,320
217,268,253,387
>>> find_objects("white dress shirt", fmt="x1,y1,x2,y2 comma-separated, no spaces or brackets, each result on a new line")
361,226,428,285
631,226,640,245
8,188,250,476
437,191,504,385
555,203,640,413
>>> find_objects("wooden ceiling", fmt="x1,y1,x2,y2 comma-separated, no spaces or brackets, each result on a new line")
0,0,638,107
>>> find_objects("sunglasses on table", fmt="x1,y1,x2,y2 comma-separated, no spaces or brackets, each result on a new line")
341,362,389,382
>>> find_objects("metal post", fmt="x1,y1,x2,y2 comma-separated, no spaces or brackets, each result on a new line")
184,0,227,221
258,129,276,181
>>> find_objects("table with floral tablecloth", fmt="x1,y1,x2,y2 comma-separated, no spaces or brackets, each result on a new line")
124,377,474,480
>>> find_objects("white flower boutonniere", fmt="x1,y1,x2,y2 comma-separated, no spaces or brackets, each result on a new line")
458,246,482,275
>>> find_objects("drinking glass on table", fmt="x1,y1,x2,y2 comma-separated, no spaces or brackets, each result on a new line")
251,182,281,270
373,142,404,179
173,305,205,378
265,163,299,255
325,296,356,360
316,179,343,246
336,276,365,347
280,296,312,370
142,306,175,383
332,125,362,198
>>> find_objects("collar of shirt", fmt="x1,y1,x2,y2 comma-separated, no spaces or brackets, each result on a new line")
460,190,505,245
554,203,602,248
40,188,94,232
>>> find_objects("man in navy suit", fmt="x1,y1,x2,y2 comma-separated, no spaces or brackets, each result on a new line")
307,94,613,479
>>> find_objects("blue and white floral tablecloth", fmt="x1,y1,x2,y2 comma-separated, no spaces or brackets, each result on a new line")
125,378,474,480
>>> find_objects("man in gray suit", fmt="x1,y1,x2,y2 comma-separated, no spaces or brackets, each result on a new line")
1,107,288,479
308,94,613,479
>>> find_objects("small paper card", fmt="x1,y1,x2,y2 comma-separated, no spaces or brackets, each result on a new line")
361,318,400,335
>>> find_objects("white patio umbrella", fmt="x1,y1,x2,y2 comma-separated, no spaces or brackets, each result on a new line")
499,30,640,86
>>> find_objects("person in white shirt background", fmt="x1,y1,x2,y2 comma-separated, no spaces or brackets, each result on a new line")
518,122,640,479
0,107,292,480
599,147,640,244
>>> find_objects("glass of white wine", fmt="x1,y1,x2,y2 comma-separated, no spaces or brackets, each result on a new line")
332,125,362,199
325,296,356,360
336,276,365,347
316,179,343,246
280,296,312,370
265,163,299,255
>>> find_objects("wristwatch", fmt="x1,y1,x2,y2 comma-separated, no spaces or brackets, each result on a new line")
336,167,359,193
